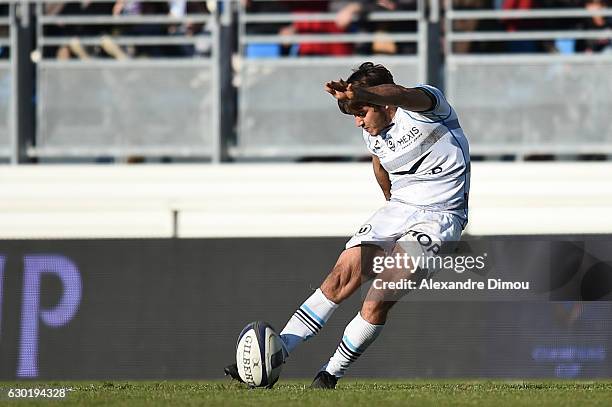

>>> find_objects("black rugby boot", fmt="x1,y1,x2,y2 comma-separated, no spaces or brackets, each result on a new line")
224,363,244,383
310,371,338,389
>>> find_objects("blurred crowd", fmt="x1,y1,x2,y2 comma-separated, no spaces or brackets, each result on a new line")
243,0,611,56
42,1,213,59
452,0,611,54
18,0,610,59
243,0,420,57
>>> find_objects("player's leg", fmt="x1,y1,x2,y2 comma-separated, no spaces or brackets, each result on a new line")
310,300,397,389
225,201,408,382
278,202,407,358
313,246,420,388
279,244,381,354
313,210,464,388
224,244,381,382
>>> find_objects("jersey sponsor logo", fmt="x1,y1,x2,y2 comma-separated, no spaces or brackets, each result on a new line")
356,224,373,236
406,229,441,254
386,138,396,152
395,126,424,149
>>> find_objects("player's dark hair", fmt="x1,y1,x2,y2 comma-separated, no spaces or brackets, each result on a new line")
338,62,394,115
347,62,394,87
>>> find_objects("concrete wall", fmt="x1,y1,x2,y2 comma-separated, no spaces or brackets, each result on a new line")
0,162,611,238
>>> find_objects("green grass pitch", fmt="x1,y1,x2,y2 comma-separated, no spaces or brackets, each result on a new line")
2,380,611,406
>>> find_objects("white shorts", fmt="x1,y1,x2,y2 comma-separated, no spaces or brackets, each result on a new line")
346,200,464,259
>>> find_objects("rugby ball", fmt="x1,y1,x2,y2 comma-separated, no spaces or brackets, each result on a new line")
236,321,285,388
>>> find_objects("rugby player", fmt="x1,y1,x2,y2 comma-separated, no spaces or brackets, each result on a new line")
226,62,470,389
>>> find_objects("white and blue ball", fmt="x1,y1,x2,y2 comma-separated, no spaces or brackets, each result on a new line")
236,321,285,388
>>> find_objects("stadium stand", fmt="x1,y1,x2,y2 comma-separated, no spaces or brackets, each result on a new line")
0,0,610,163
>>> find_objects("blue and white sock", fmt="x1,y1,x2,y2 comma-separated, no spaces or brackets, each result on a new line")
280,288,338,354
323,312,384,378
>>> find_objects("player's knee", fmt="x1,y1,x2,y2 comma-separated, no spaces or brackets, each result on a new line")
360,301,391,325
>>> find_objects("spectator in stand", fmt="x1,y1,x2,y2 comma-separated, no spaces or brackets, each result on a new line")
113,1,211,58
113,1,171,57
451,0,507,53
331,0,419,55
243,0,420,57
167,0,211,57
501,0,561,53
0,4,8,59
44,1,115,59
242,0,291,57
278,0,355,56
575,0,612,53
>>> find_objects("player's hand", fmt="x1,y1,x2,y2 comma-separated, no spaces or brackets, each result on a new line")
324,80,355,101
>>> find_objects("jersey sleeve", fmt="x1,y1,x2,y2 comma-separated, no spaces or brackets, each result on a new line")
414,85,452,122
362,130,376,155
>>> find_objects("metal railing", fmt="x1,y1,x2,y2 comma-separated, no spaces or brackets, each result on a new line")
444,2,612,156
27,0,221,161
0,1,13,160
1,1,611,162
233,0,430,158
446,7,612,45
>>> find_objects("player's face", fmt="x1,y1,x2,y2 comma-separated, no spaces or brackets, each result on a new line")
352,105,392,136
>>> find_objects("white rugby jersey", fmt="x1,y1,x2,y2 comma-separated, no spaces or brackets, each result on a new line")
362,85,470,226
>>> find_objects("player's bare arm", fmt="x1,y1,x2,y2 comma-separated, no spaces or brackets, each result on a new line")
325,80,434,112
372,155,391,201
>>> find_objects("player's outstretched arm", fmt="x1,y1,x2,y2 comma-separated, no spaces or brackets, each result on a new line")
372,155,391,201
353,84,434,112
324,81,434,113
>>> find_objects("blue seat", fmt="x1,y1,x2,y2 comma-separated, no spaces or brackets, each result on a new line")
246,44,281,58
555,39,576,54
